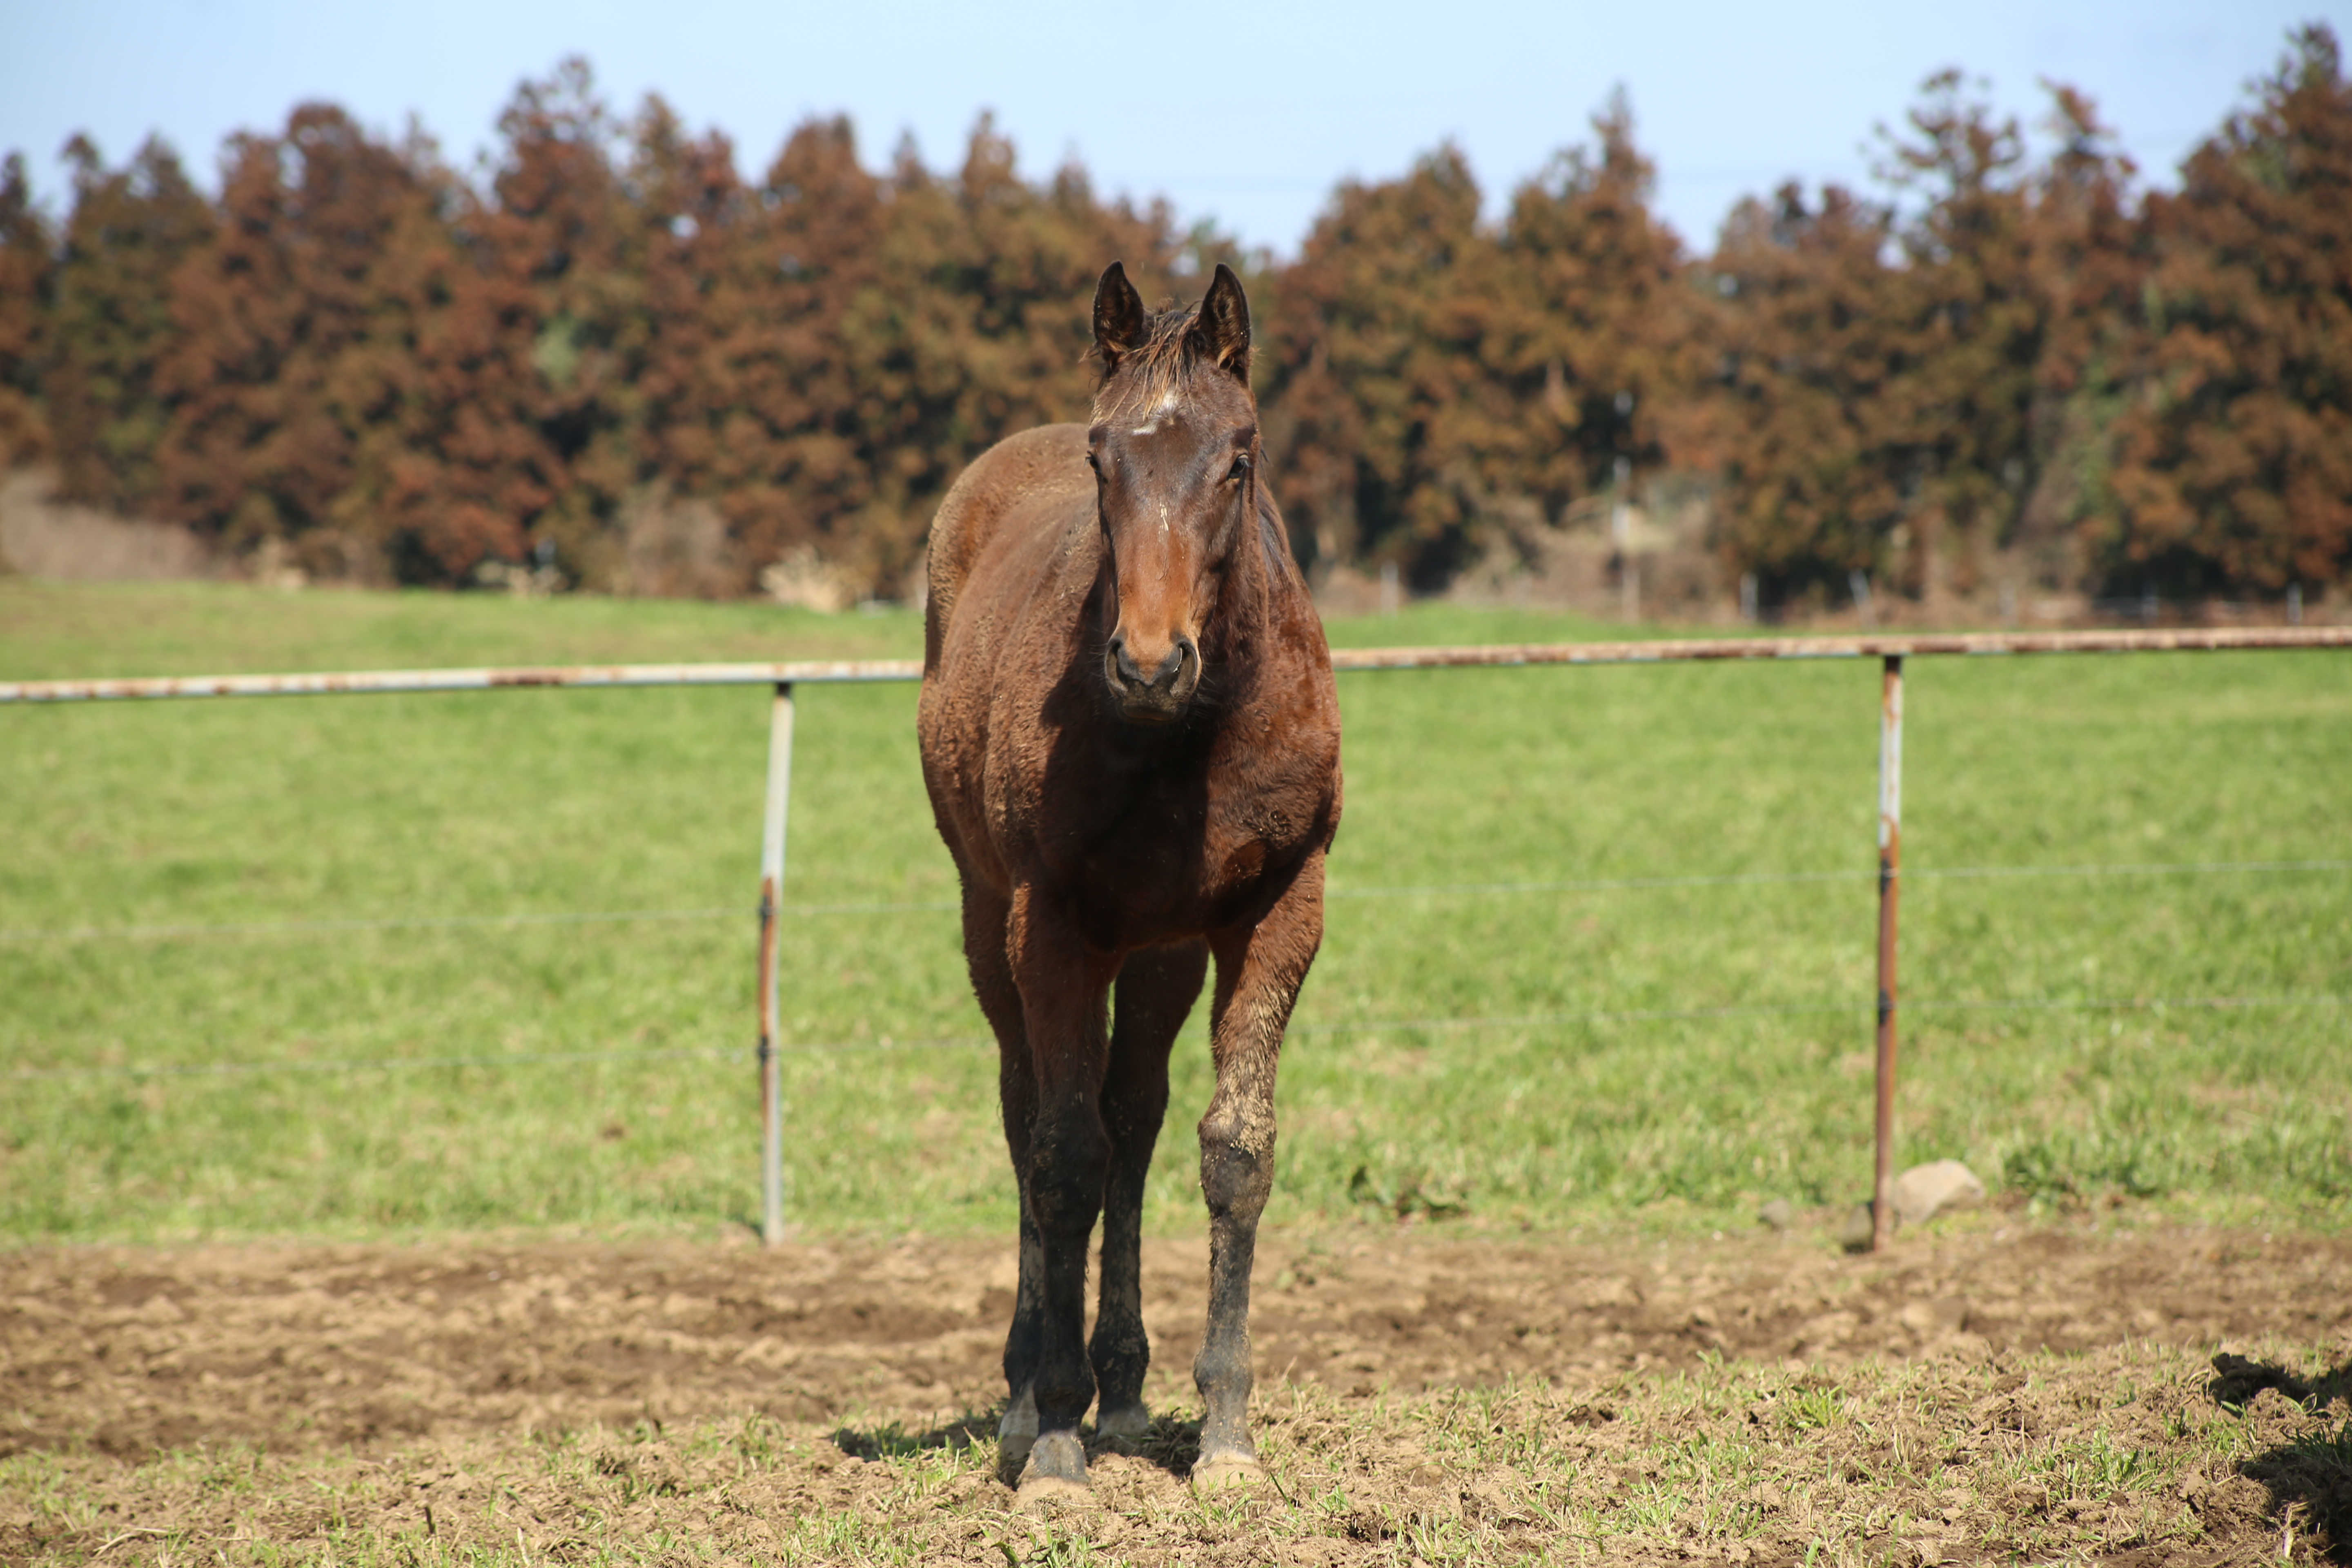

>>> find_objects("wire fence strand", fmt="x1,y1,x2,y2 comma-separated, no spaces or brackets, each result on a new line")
10,991,2342,1082
3,858,2344,944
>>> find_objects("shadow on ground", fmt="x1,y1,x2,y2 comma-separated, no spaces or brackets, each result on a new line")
830,1404,1205,1485
829,1407,995,1461
2212,1352,2352,1563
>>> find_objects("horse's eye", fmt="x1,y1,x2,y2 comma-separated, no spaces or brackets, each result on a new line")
1085,451,1102,474
1227,453,1252,482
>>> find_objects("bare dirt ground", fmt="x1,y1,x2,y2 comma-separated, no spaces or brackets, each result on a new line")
5,1220,2351,1564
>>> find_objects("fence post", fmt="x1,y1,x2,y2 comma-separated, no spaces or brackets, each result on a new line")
1873,655,1904,1252
757,681,796,1247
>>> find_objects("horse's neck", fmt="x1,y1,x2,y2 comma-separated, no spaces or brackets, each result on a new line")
1206,495,1304,693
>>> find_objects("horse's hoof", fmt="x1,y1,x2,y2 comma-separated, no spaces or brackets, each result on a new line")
1015,1430,1092,1506
1189,1454,1268,1493
996,1388,1038,1486
1094,1403,1151,1453
1015,1472,1095,1509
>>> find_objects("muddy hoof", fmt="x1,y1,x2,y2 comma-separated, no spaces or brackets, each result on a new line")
1015,1430,1091,1506
996,1389,1038,1487
1094,1403,1150,1453
1015,1472,1094,1509
1189,1454,1268,1493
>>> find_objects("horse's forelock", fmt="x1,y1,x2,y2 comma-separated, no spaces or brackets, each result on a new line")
1091,306,1216,425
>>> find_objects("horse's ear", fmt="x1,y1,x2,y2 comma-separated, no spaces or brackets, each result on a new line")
1092,261,1147,375
1185,263,1252,384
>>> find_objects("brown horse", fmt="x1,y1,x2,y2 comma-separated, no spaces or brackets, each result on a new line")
917,262,1342,1501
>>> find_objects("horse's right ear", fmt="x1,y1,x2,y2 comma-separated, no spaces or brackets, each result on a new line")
1092,261,1147,375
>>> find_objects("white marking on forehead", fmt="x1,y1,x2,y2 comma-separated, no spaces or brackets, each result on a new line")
1126,388,1184,437
1158,500,1170,538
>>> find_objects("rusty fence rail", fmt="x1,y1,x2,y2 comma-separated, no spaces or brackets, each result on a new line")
4,624,2349,707
6,623,2349,1249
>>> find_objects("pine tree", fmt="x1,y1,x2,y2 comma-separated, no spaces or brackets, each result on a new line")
43,136,213,514
2011,85,2145,588
839,115,1185,590
1492,95,1697,521
1261,145,1490,584
154,105,459,575
0,153,53,466
629,111,882,592
2107,24,2352,595
1708,183,1911,599
1873,74,2043,601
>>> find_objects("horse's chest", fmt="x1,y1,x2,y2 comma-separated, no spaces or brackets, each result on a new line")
1049,765,1317,946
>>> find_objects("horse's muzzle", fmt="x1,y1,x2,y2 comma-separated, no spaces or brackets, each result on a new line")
1105,632,1200,724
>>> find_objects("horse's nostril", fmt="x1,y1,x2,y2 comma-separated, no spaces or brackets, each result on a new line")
1155,642,1189,688
1110,635,1143,685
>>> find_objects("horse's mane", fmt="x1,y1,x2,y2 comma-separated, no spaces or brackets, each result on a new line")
1090,302,1214,424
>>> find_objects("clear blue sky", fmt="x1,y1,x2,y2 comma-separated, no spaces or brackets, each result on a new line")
2,0,2341,257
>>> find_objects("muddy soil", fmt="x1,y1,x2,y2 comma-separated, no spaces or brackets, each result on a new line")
6,1220,2348,1460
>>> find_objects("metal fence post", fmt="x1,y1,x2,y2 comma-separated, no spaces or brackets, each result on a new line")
1872,655,1904,1252
756,681,796,1247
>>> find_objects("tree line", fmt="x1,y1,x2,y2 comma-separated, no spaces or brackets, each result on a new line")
1,29,2345,608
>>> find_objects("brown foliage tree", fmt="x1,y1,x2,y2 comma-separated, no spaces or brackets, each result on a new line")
1708,183,1911,597
154,105,461,575
631,112,884,591
10,47,2343,606
1263,105,1698,588
1873,73,2043,599
444,58,639,581
1491,96,1697,519
1710,74,2140,608
2106,24,2352,595
836,115,1188,588
0,153,52,465
2011,87,2145,586
1263,145,1497,584
43,136,214,515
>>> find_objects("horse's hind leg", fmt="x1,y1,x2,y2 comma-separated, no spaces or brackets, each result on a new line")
1091,939,1207,1450
961,885,1046,1483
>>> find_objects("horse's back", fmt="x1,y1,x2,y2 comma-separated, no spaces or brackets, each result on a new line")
924,423,1092,675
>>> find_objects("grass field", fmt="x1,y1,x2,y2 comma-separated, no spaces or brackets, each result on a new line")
2,576,2349,1245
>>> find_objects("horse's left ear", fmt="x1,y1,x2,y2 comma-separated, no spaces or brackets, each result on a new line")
1186,263,1252,384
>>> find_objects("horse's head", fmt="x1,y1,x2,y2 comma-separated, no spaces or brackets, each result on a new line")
1087,261,1261,726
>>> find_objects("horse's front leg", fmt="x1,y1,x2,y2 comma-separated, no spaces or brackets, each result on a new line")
1194,851,1325,1490
1005,888,1119,1500
1092,939,1207,1450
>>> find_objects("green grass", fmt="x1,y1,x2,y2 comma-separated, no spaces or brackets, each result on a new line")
3,577,2348,1243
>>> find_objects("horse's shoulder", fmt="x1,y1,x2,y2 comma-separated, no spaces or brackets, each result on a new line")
926,424,1092,664
935,426,1088,536
929,425,1091,595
